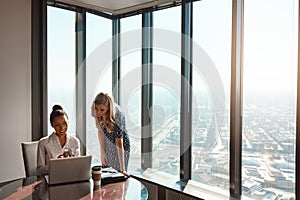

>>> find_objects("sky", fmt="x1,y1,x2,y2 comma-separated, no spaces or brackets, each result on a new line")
47,0,299,119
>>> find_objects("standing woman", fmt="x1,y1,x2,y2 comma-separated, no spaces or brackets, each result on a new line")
92,92,130,174
37,105,80,176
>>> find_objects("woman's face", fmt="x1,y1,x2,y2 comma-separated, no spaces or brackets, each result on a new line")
51,115,68,136
95,104,109,119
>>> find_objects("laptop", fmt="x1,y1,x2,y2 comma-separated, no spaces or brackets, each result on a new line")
45,155,92,185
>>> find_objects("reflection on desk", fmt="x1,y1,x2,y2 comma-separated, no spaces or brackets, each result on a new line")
0,176,148,200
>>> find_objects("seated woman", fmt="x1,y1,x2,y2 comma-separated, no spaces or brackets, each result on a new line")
36,105,80,176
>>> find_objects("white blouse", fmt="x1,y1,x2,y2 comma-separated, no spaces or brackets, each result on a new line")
36,132,80,176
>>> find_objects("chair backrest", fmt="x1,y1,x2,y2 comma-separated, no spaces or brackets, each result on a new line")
21,141,38,177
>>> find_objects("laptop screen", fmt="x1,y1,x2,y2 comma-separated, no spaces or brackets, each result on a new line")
46,155,92,185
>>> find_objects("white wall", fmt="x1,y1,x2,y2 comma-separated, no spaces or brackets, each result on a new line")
0,0,31,182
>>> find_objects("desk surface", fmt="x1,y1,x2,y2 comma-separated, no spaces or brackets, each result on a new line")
0,176,148,200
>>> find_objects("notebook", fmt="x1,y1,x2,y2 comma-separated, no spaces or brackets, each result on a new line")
101,167,129,185
45,155,92,185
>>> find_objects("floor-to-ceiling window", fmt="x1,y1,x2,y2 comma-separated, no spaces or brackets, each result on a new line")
242,0,297,199
152,6,181,176
47,7,76,136
86,13,112,164
45,1,299,198
192,0,232,190
120,15,142,172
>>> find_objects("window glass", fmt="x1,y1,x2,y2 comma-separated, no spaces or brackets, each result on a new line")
47,7,76,136
86,13,112,164
120,15,142,172
192,0,231,190
153,6,181,176
242,0,297,199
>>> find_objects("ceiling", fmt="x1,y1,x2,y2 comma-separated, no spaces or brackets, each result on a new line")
56,0,180,15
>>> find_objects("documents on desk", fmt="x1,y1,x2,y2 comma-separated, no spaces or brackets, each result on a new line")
101,167,128,185
183,180,229,200
140,168,178,185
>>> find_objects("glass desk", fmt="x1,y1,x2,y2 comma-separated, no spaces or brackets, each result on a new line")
0,176,148,200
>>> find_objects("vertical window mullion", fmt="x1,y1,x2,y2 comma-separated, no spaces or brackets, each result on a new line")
180,1,193,181
296,0,300,197
230,0,244,197
141,11,153,170
75,11,87,155
112,18,121,103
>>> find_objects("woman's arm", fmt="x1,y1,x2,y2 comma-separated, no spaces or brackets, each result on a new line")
36,141,48,176
114,107,130,175
97,129,107,166
116,137,125,172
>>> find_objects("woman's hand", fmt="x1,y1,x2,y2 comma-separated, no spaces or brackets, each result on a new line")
121,170,130,177
57,152,74,158
57,154,64,158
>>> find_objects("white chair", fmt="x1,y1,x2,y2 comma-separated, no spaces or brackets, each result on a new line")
21,141,38,177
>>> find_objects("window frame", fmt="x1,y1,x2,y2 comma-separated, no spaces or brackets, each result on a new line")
33,0,300,198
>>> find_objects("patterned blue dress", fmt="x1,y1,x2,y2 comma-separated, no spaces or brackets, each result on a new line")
97,106,130,171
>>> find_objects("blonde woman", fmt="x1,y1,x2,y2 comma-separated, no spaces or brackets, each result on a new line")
92,93,130,175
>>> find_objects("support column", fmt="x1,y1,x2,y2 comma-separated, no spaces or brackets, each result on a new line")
31,0,47,140
75,11,87,155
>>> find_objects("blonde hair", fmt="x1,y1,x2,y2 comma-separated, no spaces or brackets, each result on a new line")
93,92,115,131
